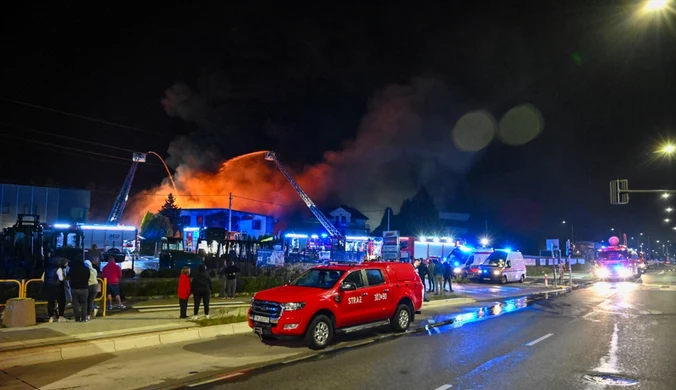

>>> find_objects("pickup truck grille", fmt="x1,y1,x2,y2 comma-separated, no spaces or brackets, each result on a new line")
251,300,283,319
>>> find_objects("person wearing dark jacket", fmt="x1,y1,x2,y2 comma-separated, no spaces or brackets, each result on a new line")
417,259,429,290
191,263,212,319
42,257,67,323
443,260,453,293
68,258,91,322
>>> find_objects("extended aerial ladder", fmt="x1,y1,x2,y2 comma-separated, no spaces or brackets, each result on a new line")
107,152,147,225
264,151,343,240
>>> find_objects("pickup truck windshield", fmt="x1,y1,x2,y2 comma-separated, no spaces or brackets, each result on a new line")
290,269,345,289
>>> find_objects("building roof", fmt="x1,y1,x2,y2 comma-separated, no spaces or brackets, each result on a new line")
326,205,369,220
180,208,273,219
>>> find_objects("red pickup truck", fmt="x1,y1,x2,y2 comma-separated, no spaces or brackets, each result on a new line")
248,262,424,349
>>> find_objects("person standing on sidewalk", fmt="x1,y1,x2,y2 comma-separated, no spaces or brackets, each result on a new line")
218,259,228,298
177,267,191,319
42,257,67,323
417,258,429,292
223,261,240,299
84,260,99,320
68,258,90,322
443,260,454,293
102,257,125,310
413,259,430,302
433,259,445,295
427,259,435,292
191,263,212,320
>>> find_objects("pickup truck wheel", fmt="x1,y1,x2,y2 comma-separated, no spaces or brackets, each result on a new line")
391,304,412,332
305,315,333,350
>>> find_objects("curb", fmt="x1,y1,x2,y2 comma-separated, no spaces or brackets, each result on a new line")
0,322,251,369
422,297,476,308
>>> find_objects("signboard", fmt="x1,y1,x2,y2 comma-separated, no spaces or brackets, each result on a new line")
256,249,285,267
545,239,560,252
382,230,400,260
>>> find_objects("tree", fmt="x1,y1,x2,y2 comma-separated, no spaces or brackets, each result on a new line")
158,193,182,231
140,212,173,242
374,187,440,236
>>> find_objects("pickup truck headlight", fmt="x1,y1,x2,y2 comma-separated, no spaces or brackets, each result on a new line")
453,267,462,274
282,302,306,311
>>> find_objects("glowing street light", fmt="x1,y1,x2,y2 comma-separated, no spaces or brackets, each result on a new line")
657,143,676,155
644,0,671,12
668,208,674,213
662,193,671,199
480,237,489,247
665,218,671,223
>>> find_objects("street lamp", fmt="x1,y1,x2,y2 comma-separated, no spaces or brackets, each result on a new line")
667,208,674,213
644,0,671,12
611,228,615,231
665,218,671,223
663,193,671,199
480,237,489,247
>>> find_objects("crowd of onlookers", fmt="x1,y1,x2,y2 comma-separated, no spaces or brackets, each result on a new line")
42,244,125,323
413,257,455,297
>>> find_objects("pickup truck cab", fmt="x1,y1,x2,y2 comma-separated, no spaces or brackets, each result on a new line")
248,262,424,349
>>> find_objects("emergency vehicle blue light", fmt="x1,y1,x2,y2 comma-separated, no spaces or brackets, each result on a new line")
454,261,460,266
504,248,512,252
285,233,308,239
455,312,477,322
503,302,517,312
321,233,328,238
184,227,200,232
459,245,472,252
53,223,71,229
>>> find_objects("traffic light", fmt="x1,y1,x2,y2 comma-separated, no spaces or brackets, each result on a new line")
610,179,629,205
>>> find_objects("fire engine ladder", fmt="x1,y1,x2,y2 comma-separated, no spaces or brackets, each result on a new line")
264,151,343,239
107,152,147,225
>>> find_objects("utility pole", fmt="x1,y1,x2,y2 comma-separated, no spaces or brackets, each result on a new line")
228,192,233,232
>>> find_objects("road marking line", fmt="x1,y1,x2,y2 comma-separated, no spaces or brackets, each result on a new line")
432,385,452,390
526,333,554,346
583,311,595,319
433,327,441,334
188,372,243,387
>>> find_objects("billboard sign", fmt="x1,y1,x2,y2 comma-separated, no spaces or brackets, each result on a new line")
382,230,400,260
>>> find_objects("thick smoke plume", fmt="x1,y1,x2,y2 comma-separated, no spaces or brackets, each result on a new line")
125,77,484,226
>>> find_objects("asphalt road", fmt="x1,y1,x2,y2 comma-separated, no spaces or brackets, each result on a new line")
2,277,673,389
198,282,675,390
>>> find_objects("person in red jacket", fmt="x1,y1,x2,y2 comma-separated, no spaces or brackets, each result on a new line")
177,267,191,319
102,257,125,310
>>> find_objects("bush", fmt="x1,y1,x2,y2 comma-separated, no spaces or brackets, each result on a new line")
120,276,287,297
158,268,181,278
122,269,137,279
140,269,159,278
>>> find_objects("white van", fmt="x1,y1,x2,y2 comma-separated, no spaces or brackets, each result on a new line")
478,249,527,284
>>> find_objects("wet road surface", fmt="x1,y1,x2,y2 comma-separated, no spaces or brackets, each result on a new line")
198,282,675,390
2,280,673,389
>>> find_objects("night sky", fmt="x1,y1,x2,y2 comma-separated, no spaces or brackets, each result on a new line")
1,1,675,253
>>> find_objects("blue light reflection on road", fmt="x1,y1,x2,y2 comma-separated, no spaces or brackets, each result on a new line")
422,297,529,335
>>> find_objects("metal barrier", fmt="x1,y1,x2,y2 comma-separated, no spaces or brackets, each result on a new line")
20,278,108,317
0,279,24,308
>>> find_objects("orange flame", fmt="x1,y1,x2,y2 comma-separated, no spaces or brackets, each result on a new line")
123,151,332,227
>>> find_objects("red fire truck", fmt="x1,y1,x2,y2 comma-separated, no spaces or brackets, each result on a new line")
593,235,638,280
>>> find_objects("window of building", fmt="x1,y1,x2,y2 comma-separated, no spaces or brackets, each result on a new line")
344,270,365,288
252,219,262,230
365,269,386,286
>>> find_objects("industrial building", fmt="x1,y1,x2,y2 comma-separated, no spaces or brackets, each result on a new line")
0,183,91,229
